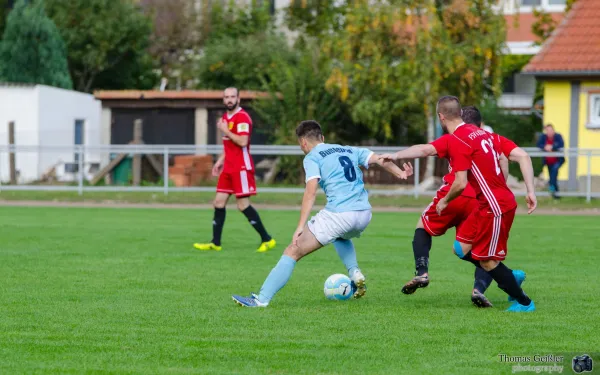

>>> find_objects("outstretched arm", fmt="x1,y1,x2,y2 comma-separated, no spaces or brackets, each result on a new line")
368,154,413,180
509,147,537,214
380,144,438,162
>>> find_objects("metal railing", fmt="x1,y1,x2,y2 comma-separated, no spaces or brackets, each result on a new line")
0,144,598,202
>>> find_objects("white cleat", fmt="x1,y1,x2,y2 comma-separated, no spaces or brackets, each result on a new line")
350,269,367,299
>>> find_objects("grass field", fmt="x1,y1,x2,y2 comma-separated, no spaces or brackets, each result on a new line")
1,206,599,374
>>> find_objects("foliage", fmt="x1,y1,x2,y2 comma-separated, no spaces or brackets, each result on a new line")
322,1,414,142
140,0,201,89
197,32,297,90
425,0,506,105
320,0,505,144
566,0,578,13
0,0,9,36
207,0,273,42
0,0,72,89
531,8,557,44
285,0,346,41
252,46,347,183
45,0,157,92
501,54,532,80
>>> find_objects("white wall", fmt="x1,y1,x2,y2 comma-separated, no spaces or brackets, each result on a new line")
36,86,101,182
0,86,40,183
0,85,101,183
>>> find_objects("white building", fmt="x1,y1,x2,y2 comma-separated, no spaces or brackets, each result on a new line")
0,84,101,183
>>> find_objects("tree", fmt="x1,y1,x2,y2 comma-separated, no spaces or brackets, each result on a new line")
140,0,201,89
285,0,346,41
0,0,72,89
252,45,347,182
531,8,557,44
322,1,415,142
45,0,157,92
197,32,297,90
253,46,344,145
207,0,273,42
0,0,10,36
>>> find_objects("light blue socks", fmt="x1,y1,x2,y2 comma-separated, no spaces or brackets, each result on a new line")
334,239,359,275
258,255,296,303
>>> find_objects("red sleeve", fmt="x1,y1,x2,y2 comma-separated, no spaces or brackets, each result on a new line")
498,135,518,156
235,113,251,135
430,135,450,158
448,136,472,172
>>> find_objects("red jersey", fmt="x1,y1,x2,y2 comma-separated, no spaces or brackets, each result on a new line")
430,135,476,198
446,123,519,215
222,108,254,172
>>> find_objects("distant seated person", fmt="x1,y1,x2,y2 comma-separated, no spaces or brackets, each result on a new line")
536,124,565,199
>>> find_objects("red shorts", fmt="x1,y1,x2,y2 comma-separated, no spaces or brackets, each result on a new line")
460,208,516,261
217,169,256,198
421,194,478,241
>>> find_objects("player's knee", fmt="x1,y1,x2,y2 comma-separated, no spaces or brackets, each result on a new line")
480,259,499,272
283,244,302,261
236,198,250,211
453,240,465,259
213,199,226,209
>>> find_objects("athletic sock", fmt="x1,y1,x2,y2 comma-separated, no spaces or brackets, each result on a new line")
211,207,226,246
473,267,494,293
242,205,272,242
258,255,296,303
333,239,359,275
461,251,482,268
413,228,432,276
487,262,532,306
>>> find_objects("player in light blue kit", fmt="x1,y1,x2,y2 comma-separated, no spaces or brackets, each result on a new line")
232,120,413,307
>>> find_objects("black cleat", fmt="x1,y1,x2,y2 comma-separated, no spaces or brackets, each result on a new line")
401,275,429,295
471,290,493,308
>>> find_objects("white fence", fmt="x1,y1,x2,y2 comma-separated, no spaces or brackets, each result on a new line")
0,144,599,202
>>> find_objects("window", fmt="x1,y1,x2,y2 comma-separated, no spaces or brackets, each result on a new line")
588,94,600,129
520,0,566,6
521,0,541,5
502,73,516,94
74,119,84,162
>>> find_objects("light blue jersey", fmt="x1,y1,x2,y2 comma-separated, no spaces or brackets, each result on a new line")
303,143,373,213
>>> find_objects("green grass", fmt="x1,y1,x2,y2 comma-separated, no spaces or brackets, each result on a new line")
0,207,598,374
0,190,599,210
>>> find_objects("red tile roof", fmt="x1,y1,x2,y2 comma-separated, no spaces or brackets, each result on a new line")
523,0,600,75
505,13,564,43
94,90,269,100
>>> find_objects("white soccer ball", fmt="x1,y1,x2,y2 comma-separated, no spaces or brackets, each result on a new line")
323,274,355,301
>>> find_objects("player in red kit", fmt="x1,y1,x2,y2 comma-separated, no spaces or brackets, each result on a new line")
434,96,537,312
380,106,525,308
194,88,277,253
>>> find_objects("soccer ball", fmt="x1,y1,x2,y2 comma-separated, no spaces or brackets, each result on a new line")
323,274,355,301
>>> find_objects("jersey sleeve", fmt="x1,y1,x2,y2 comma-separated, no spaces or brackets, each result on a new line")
235,113,251,135
430,135,450,158
303,156,321,183
354,147,374,169
448,136,472,172
497,134,518,157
